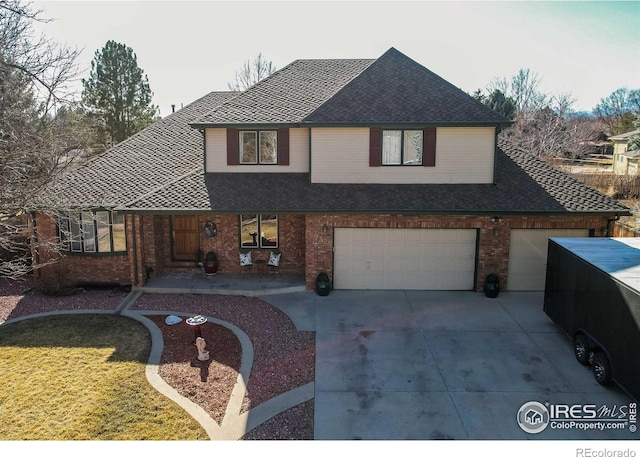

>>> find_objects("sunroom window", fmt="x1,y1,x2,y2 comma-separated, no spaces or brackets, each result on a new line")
58,211,126,253
239,131,277,164
240,214,278,248
382,129,423,165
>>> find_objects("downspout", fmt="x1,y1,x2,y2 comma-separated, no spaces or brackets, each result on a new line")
31,212,39,277
308,127,312,183
606,215,620,237
131,214,138,286
201,129,207,172
493,126,501,185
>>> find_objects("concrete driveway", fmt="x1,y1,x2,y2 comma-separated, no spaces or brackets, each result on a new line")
268,290,635,440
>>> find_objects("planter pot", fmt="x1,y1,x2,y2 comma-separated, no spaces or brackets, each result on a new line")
204,252,218,275
316,272,331,296
484,273,500,298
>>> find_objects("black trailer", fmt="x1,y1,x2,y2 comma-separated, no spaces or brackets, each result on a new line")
543,237,640,401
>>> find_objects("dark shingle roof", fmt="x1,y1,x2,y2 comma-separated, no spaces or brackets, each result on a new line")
41,91,237,209
305,48,510,125
191,48,508,127
43,48,628,218
123,147,629,215
191,58,374,126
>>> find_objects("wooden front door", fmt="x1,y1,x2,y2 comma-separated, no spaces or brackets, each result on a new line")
172,215,199,261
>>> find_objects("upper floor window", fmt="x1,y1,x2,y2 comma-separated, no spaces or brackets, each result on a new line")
240,131,277,164
58,211,126,254
240,214,278,248
382,130,423,165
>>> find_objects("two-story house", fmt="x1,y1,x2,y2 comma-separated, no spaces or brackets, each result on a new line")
611,129,640,175
33,48,629,292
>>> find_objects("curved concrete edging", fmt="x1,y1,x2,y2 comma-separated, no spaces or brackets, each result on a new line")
0,289,315,440
119,295,315,440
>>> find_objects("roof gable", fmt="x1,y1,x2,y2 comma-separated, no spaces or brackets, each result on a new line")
304,47,510,125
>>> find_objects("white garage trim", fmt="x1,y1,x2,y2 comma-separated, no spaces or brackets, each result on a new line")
333,228,477,290
507,229,590,291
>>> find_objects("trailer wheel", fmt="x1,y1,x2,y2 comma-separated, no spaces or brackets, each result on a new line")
592,351,611,386
573,334,590,365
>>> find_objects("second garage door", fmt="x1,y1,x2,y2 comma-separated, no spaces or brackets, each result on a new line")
507,229,589,291
333,228,477,290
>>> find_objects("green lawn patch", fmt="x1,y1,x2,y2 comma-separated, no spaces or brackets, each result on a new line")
0,314,208,440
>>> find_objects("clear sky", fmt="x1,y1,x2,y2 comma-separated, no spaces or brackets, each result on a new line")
32,0,640,117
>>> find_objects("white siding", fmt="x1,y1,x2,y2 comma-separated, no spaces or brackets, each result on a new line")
310,127,496,183
205,128,309,172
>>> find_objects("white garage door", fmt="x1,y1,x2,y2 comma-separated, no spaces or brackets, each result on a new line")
333,228,477,290
507,229,589,291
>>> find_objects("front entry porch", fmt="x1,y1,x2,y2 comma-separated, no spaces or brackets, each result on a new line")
137,271,306,296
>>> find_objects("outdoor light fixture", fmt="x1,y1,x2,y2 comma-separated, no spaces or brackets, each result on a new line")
322,224,329,234
204,220,217,238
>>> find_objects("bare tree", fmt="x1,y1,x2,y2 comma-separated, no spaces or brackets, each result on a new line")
499,89,583,159
0,0,82,279
594,87,640,135
487,69,548,122
227,53,276,91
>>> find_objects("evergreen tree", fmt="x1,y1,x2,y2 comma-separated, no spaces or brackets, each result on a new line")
485,89,516,121
82,40,159,144
627,114,640,152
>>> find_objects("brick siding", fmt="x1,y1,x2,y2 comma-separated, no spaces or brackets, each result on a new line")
33,211,614,292
305,214,613,292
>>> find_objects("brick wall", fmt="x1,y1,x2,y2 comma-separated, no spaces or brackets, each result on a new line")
305,214,612,292
33,213,132,287
34,210,613,291
137,213,306,281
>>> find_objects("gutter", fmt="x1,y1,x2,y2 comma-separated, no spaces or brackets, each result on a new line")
117,207,632,218
188,121,513,130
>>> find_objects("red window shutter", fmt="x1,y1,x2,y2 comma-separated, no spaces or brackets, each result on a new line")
424,127,436,167
278,128,290,165
369,128,382,167
227,128,239,165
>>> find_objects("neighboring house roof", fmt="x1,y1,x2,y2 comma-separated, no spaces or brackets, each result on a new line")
622,150,640,159
610,129,640,141
40,91,237,209
120,145,629,215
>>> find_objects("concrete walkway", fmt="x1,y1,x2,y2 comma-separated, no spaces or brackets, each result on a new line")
119,277,315,440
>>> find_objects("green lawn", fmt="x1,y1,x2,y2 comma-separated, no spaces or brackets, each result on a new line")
0,314,208,440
